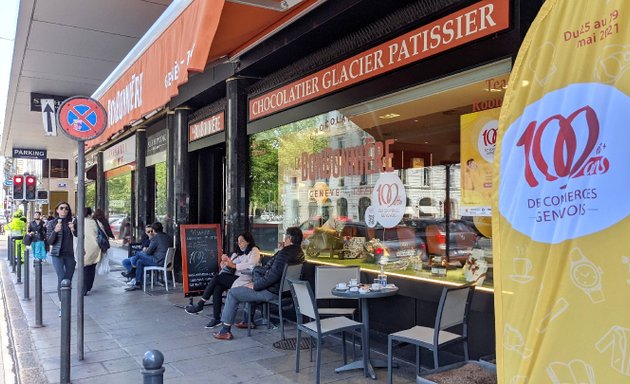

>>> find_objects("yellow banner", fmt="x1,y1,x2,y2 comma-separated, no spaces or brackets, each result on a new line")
461,108,499,216
494,1,630,383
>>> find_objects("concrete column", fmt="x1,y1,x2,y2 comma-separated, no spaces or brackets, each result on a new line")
225,77,251,254
135,128,147,239
96,151,106,210
167,108,190,278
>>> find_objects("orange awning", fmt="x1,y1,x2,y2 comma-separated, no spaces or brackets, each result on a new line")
89,0,322,148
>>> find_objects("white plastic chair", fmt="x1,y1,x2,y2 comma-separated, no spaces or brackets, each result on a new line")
143,247,176,292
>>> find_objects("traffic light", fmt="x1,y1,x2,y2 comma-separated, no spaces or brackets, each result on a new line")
25,175,37,200
12,175,24,200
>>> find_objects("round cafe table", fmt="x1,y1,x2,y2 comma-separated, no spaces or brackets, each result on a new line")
332,285,399,380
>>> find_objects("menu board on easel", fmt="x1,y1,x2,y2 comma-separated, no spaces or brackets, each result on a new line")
180,224,222,296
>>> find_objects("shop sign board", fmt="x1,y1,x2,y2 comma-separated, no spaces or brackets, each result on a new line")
189,111,224,142
146,129,168,166
103,136,136,171
12,147,47,160
249,0,510,121
180,224,223,296
494,1,628,382
56,96,107,141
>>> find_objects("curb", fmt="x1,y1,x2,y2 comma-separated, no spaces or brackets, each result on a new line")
0,255,48,383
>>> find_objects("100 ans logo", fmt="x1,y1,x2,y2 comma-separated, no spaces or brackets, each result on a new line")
516,105,609,189
376,183,401,207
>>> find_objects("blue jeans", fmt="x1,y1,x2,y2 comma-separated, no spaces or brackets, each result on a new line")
52,255,76,301
221,286,276,325
122,255,139,273
134,253,158,283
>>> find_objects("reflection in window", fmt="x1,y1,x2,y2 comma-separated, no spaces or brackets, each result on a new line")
248,66,508,287
337,197,348,218
358,197,371,221
154,162,168,227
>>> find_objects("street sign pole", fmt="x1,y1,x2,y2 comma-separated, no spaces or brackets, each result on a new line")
76,143,85,361
56,96,107,364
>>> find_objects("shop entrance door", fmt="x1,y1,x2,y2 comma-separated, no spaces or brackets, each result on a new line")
190,144,225,226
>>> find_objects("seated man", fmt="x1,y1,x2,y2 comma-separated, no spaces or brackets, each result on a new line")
213,226,305,340
121,224,153,284
124,222,171,291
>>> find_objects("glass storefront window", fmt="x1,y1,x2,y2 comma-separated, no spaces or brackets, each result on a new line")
250,63,508,288
86,182,96,209
107,172,132,244
154,162,168,228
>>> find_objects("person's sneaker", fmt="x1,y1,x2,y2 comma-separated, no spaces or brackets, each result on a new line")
185,301,204,314
121,271,129,278
205,319,222,328
125,284,141,291
58,310,61,318
212,331,233,340
126,278,137,286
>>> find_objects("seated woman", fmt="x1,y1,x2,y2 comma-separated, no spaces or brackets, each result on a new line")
185,232,261,328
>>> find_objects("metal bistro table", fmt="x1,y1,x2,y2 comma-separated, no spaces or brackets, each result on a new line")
332,285,398,380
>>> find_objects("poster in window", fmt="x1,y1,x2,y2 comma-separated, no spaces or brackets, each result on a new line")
460,107,499,216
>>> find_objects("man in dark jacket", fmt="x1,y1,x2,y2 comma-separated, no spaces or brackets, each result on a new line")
124,222,171,291
214,227,305,340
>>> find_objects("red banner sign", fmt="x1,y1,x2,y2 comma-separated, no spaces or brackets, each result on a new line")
249,0,510,121
189,111,225,142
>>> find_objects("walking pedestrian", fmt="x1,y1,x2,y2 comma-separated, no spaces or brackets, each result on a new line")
46,202,76,315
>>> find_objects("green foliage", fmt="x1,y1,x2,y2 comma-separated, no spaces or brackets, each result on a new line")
86,182,96,209
106,173,131,215
155,162,167,219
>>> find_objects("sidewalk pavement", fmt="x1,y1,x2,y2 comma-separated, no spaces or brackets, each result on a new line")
0,236,416,383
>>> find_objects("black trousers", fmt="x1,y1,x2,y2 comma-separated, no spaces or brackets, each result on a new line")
201,273,239,319
84,264,97,294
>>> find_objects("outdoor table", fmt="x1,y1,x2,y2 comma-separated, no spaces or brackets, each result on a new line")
332,285,399,380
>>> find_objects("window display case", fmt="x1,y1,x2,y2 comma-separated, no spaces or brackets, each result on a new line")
250,61,510,290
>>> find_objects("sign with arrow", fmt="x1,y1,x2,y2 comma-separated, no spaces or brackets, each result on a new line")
41,98,57,136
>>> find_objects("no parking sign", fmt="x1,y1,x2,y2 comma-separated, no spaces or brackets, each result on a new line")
56,96,107,141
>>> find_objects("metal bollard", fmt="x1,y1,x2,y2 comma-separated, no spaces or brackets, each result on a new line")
142,350,165,384
7,236,12,261
16,243,22,284
34,259,44,327
23,247,30,300
10,238,15,272
60,279,71,384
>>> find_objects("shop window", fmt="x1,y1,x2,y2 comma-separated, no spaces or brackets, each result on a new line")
249,62,509,288
358,197,371,221
308,202,317,218
86,182,96,209
43,159,69,178
337,198,348,219
154,162,168,227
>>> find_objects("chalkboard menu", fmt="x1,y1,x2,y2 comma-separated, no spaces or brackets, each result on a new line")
180,224,222,296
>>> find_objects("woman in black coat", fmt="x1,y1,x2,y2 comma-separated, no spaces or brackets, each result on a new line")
46,202,76,305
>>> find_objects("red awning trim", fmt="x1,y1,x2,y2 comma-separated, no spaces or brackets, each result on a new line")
88,0,225,148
